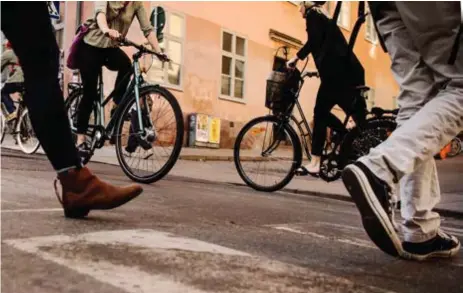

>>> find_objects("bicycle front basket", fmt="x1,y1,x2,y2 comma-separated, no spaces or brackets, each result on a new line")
265,71,287,112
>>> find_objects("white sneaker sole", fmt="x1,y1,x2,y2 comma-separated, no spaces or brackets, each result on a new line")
404,236,461,261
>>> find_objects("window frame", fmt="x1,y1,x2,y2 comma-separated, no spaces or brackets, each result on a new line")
147,6,186,92
219,29,248,104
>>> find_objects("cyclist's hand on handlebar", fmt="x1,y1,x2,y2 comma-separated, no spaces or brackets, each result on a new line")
286,56,299,69
103,29,121,41
157,53,170,63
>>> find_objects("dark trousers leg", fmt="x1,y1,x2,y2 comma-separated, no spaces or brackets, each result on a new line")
1,2,80,171
312,85,335,156
1,83,19,114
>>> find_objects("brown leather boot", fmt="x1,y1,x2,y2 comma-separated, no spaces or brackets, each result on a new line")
55,167,143,218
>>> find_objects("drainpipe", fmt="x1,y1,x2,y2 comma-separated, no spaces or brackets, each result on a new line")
76,1,82,28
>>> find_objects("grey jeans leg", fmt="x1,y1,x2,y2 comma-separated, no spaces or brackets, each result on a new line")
360,2,463,242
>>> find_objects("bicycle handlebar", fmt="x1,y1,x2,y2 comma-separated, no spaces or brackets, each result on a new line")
301,71,319,79
118,37,170,62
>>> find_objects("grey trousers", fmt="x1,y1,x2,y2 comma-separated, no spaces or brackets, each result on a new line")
360,2,463,242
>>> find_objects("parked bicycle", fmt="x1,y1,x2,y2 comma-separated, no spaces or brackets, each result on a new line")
369,108,462,159
65,38,184,184
0,86,41,154
233,69,396,192
447,136,462,158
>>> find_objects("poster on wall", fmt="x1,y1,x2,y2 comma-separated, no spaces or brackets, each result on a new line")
209,117,221,144
196,114,209,142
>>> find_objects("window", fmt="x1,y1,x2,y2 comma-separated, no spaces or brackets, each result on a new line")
147,9,185,89
365,4,378,44
367,88,376,111
221,31,247,100
337,2,351,30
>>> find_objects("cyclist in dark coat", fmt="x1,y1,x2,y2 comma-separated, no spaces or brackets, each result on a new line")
288,1,366,175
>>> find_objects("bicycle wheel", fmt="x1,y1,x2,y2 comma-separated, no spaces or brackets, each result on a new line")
16,109,40,154
342,119,397,165
234,116,302,192
65,89,98,164
0,110,5,145
448,138,461,157
115,85,184,184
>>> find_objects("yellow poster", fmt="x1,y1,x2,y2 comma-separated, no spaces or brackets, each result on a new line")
196,114,209,142
209,117,221,144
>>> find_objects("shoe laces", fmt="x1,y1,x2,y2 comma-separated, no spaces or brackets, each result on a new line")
384,186,399,232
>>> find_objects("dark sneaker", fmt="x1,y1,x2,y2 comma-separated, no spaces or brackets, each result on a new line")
77,142,91,165
342,162,402,257
402,230,461,261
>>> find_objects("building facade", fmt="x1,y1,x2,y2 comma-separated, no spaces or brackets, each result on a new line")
56,1,398,148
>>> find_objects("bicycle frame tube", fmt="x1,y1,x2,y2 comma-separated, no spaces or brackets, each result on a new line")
291,100,312,161
132,59,145,136
103,59,147,137
97,69,105,128
104,78,136,133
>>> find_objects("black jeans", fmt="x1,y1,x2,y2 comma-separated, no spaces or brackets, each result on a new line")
311,82,366,156
1,2,81,171
1,82,22,114
77,42,131,134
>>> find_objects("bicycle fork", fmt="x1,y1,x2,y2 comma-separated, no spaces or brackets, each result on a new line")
133,61,156,143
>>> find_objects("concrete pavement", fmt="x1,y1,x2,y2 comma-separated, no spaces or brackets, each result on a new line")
2,138,463,217
1,149,463,293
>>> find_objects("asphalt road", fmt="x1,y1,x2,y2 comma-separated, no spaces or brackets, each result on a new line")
1,149,463,293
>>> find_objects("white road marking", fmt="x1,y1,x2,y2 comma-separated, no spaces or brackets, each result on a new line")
4,229,397,293
314,221,364,232
4,229,248,293
271,223,463,260
272,225,376,249
1,208,62,213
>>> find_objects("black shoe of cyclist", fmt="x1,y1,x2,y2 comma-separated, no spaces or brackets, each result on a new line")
77,142,91,165
402,230,461,261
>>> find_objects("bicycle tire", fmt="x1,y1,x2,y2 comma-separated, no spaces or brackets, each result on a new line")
64,89,98,165
16,109,41,154
341,119,397,165
0,111,5,145
234,115,302,192
114,85,184,184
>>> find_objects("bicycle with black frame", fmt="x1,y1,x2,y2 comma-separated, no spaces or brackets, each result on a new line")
0,85,41,154
65,38,184,184
233,47,396,192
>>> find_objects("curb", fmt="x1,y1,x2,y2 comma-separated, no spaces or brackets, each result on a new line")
179,155,233,162
283,188,463,220
164,174,463,220
4,147,463,219
179,155,290,162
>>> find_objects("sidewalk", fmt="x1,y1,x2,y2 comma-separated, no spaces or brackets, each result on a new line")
2,138,463,218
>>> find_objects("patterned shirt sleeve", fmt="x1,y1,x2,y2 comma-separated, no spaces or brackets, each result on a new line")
94,1,108,20
135,2,154,37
